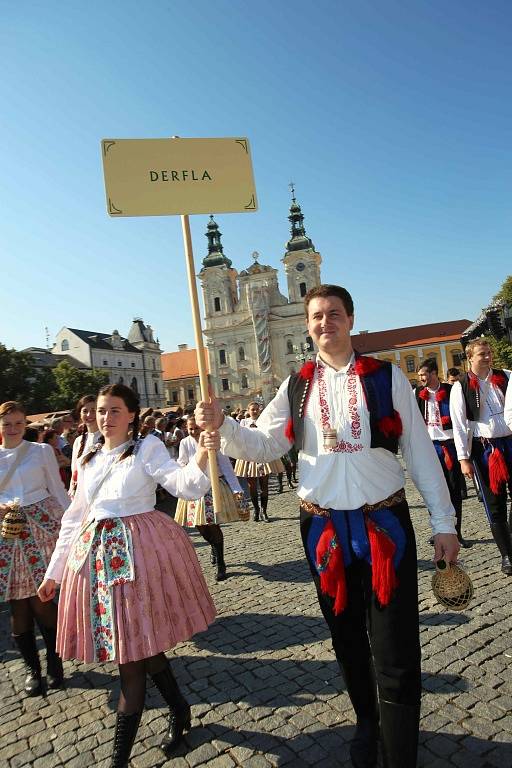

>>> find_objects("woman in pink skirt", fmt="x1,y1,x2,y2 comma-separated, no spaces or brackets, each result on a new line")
38,384,218,768
0,400,70,697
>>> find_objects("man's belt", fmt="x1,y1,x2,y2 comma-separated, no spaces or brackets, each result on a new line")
300,488,406,518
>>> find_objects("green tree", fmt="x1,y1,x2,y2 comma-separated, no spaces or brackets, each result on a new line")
494,275,512,304
486,336,512,370
49,362,109,411
0,344,54,412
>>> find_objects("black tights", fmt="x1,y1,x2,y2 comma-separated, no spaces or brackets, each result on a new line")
118,652,168,714
248,475,269,510
10,596,58,635
196,523,223,546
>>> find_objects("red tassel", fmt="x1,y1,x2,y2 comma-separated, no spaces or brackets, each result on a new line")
435,389,447,402
469,375,479,391
316,520,347,615
419,388,430,401
442,444,454,470
378,410,403,438
366,519,398,606
488,446,510,495
490,373,507,389
299,361,316,381
441,415,451,427
284,417,295,444
354,356,382,375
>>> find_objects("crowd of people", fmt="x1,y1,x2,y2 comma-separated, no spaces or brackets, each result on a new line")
1,283,512,768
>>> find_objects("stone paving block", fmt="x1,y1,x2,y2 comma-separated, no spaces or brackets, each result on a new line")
186,742,220,766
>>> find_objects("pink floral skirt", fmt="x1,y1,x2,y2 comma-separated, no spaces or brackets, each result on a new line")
0,496,63,602
57,510,216,664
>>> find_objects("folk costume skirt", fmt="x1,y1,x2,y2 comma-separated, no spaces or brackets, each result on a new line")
175,476,242,527
234,458,284,478
56,510,216,664
0,496,63,602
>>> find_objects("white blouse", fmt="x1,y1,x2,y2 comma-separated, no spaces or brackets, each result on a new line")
178,435,243,494
0,441,70,511
45,434,210,583
71,430,101,475
219,354,455,536
450,371,512,458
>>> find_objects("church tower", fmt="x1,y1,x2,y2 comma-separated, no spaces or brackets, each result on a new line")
282,184,322,303
198,216,238,327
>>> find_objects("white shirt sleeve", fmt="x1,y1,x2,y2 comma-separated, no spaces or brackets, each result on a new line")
40,443,70,511
44,476,87,583
449,381,471,460
140,435,211,500
219,379,292,461
394,368,456,535
505,377,512,430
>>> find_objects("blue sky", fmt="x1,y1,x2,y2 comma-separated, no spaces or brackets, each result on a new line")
1,0,510,353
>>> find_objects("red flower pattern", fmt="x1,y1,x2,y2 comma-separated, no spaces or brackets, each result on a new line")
110,556,124,571
94,603,106,616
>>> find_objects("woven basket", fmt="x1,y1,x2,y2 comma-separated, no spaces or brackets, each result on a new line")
1,502,26,539
234,492,250,522
431,560,473,611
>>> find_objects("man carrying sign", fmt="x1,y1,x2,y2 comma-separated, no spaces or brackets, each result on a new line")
196,284,459,768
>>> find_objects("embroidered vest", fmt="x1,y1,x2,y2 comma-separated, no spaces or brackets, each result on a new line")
287,356,401,454
460,369,509,422
415,382,453,431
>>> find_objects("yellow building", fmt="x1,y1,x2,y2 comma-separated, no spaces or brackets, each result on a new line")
352,320,471,387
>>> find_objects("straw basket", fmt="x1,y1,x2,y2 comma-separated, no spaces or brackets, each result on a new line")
1,500,26,539
431,560,473,611
234,492,250,522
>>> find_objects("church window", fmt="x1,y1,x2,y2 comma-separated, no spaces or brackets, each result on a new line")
299,282,307,297
152,359,156,370
103,360,108,366
306,336,314,351
131,377,138,393
241,374,248,389
452,351,462,367
154,382,159,394
214,297,221,312
118,361,122,367
61,339,69,351
286,339,294,354
219,349,227,365
222,378,229,391
238,346,245,361
406,356,415,373
188,388,194,400
131,362,136,367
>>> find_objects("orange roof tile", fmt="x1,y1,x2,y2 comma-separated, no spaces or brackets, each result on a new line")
352,320,470,354
161,348,209,380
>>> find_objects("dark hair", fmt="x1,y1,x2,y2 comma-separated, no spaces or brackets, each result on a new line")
82,384,140,466
304,284,354,318
417,358,438,374
42,429,57,444
75,394,97,459
24,426,39,442
447,367,460,378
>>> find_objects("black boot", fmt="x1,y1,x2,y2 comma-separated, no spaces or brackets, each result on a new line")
214,541,227,582
110,711,142,768
278,474,284,493
12,630,43,696
380,700,420,768
210,545,217,565
490,520,512,575
252,503,260,522
350,717,379,768
260,496,270,522
454,503,471,548
39,625,64,689
151,664,191,757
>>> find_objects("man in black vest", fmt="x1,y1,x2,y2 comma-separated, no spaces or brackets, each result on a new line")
415,358,468,547
196,284,458,768
450,338,512,574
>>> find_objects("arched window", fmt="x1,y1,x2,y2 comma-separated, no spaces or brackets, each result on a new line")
152,359,156,370
61,339,69,351
214,297,221,312
154,382,159,394
238,346,245,361
286,339,294,354
131,377,138,393
241,374,248,389
299,282,307,297
118,376,124,384
219,349,227,365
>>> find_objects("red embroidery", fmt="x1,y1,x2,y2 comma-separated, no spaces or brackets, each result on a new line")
110,556,124,571
97,648,108,662
317,364,363,453
94,603,107,616
29,556,39,565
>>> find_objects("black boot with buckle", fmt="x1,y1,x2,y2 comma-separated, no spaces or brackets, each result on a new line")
13,630,44,696
151,663,192,757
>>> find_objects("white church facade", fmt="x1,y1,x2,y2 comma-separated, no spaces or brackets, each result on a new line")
199,191,322,408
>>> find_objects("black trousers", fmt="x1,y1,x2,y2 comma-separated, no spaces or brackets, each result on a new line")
471,438,512,525
300,499,421,713
433,439,462,513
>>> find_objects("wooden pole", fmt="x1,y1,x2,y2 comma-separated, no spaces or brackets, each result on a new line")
181,213,222,518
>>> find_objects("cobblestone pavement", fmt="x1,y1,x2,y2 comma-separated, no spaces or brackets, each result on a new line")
1,473,512,768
